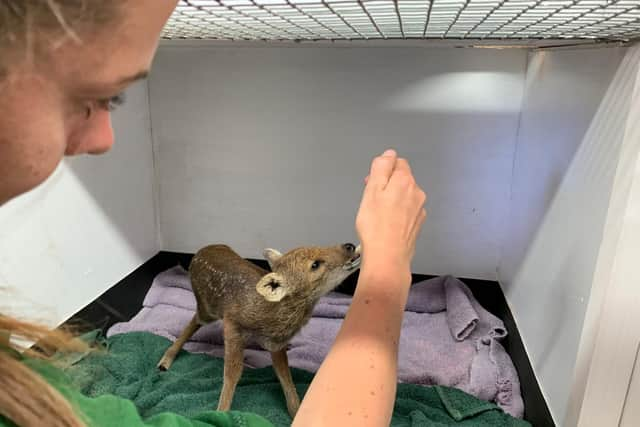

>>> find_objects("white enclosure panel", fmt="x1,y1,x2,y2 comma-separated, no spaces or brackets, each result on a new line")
566,45,640,427
620,345,640,427
500,46,630,423
0,81,158,326
149,45,527,279
573,44,640,427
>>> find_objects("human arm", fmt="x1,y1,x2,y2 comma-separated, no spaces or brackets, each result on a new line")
292,149,427,426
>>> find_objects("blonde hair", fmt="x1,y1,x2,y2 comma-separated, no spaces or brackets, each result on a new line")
0,315,90,427
0,2,121,425
0,0,119,77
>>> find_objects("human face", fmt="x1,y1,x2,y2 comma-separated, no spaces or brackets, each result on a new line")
0,0,178,205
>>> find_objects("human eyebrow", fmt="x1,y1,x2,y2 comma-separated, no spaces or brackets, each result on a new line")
114,70,149,86
78,70,149,96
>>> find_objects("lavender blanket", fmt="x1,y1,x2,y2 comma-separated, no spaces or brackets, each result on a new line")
108,266,524,418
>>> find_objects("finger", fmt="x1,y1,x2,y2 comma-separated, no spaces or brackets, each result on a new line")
387,158,414,188
366,149,397,191
395,158,412,175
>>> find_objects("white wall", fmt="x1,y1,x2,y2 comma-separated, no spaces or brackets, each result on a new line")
0,81,158,326
570,45,640,427
500,46,630,423
149,45,527,279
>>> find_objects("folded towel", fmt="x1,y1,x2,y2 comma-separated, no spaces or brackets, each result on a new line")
108,266,524,418
67,331,530,427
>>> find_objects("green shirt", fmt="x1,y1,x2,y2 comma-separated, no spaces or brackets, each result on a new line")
0,358,274,427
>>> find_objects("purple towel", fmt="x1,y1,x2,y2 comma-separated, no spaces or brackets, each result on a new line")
108,266,524,418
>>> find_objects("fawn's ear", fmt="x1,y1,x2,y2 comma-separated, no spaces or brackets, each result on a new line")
256,272,289,302
263,248,283,270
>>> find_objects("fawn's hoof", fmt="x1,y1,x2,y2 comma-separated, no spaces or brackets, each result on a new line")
157,355,173,371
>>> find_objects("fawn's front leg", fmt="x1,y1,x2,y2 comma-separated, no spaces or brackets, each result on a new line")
271,349,300,418
217,319,245,412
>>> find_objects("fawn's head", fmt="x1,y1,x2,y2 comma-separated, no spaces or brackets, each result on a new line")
256,243,361,302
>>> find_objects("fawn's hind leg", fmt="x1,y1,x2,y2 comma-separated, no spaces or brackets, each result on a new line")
157,314,201,371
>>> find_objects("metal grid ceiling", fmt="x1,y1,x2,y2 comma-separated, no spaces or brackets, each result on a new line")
162,0,640,42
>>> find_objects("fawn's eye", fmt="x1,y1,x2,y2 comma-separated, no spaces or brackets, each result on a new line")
310,260,323,271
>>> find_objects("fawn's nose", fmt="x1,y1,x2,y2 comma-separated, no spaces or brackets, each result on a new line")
343,243,356,253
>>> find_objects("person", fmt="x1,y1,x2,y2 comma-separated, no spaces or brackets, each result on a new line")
0,1,427,426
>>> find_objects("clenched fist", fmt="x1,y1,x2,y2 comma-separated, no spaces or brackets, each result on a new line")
356,149,427,277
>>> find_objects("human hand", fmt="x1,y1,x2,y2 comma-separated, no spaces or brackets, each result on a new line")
356,149,427,275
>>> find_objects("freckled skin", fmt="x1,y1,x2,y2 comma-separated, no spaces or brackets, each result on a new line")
0,1,176,206
157,243,360,418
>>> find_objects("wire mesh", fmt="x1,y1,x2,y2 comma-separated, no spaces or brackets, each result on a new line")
161,0,640,41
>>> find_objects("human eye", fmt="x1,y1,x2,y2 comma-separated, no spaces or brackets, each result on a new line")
96,92,126,112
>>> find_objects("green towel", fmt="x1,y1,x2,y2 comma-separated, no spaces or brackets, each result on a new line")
1,336,270,427
65,331,530,427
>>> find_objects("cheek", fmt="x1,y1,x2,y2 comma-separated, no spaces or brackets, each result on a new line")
0,96,66,204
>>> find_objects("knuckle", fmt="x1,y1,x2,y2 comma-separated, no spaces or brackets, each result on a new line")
394,167,412,179
397,174,413,187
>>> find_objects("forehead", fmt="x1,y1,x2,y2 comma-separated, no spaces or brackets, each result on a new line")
51,1,172,89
